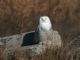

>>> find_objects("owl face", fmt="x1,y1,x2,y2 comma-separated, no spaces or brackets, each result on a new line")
39,16,52,31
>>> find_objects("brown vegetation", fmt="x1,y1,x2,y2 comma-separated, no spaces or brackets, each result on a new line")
0,0,80,60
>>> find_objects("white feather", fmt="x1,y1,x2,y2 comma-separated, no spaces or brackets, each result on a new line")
39,16,52,31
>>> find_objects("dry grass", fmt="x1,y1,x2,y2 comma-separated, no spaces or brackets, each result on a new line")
0,33,80,60
0,42,80,60
0,0,80,60
0,31,80,60
0,0,80,37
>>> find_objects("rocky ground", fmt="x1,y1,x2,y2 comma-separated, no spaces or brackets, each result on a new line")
0,30,62,60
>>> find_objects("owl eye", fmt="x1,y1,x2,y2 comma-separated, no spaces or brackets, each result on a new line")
45,18,47,20
41,18,45,22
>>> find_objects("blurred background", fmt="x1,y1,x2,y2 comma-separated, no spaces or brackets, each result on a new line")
0,0,80,45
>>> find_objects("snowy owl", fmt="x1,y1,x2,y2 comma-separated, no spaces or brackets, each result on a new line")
39,16,53,46
22,16,53,46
